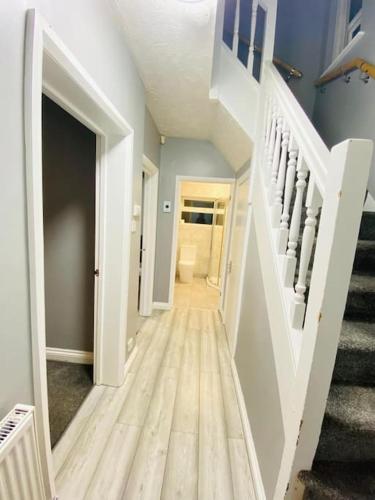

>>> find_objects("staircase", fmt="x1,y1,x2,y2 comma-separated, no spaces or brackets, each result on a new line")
299,211,375,499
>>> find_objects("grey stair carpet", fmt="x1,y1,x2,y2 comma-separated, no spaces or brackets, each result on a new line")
299,212,375,499
47,360,93,448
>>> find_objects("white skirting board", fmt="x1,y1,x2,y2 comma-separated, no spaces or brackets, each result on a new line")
231,359,266,500
46,347,93,364
152,302,172,310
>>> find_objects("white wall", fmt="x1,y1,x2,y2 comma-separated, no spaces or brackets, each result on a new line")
153,138,235,303
235,216,285,499
144,109,161,168
0,0,146,417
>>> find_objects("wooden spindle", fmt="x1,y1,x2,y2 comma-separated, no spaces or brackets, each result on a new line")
264,95,272,148
268,115,283,202
282,154,308,287
265,104,277,178
272,121,290,227
277,135,299,254
233,0,240,56
247,0,259,74
290,178,322,329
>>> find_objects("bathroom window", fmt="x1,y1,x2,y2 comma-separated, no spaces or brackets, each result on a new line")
183,199,215,209
181,211,213,225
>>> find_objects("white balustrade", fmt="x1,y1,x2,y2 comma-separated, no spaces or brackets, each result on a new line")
247,0,259,74
271,121,290,227
290,178,322,329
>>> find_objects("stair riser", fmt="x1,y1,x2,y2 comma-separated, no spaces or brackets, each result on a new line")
359,214,375,241
344,291,375,321
316,421,375,462
333,349,375,385
353,250,375,275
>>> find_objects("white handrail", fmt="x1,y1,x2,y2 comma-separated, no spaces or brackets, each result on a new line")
265,63,330,196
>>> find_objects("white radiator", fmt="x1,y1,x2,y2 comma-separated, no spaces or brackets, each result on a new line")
0,405,46,500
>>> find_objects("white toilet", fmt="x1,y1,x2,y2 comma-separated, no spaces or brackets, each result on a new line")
178,245,196,283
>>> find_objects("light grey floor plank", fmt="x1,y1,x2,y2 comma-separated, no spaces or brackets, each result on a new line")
123,365,179,499
199,370,234,500
84,423,141,500
117,318,172,426
228,438,257,500
56,374,135,499
172,328,200,434
161,431,198,500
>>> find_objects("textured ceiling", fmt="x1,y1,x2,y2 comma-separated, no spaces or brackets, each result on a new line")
113,0,251,170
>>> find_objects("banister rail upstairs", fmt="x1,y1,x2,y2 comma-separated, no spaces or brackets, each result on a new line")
315,57,375,88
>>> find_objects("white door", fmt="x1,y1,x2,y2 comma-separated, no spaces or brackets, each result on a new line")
224,173,250,353
139,157,159,317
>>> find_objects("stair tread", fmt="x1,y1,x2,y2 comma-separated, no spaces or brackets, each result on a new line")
340,321,375,352
348,273,375,293
325,385,375,433
299,462,375,500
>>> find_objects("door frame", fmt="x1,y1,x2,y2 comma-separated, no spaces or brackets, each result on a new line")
139,155,159,316
168,175,235,308
25,10,134,498
222,169,251,354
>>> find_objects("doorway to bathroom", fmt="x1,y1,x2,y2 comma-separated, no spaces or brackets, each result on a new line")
171,178,234,311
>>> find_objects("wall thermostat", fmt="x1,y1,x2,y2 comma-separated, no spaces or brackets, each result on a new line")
163,201,172,213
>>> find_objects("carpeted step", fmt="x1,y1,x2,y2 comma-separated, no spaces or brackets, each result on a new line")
344,273,375,321
353,240,375,275
315,385,375,462
333,321,375,385
359,212,375,241
299,461,375,500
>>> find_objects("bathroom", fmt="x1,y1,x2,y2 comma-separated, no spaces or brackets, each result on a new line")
174,181,232,310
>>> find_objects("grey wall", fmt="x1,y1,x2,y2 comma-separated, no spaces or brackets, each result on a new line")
235,216,284,499
274,0,331,117
313,0,375,196
153,138,235,303
43,96,96,352
0,0,145,417
144,109,161,168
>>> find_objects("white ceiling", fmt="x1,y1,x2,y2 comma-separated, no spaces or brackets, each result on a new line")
113,0,252,170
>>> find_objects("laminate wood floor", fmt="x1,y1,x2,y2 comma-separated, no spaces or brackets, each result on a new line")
53,308,256,499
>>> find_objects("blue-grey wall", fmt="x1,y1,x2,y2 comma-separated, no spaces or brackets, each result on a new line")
153,138,235,303
313,0,375,195
0,0,146,418
274,0,331,117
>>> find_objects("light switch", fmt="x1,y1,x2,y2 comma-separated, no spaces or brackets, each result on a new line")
133,204,141,217
163,201,172,213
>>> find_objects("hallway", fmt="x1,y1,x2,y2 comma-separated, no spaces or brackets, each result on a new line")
53,308,255,499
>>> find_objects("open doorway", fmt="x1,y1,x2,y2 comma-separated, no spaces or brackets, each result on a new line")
171,179,233,310
42,95,95,447
138,155,159,317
